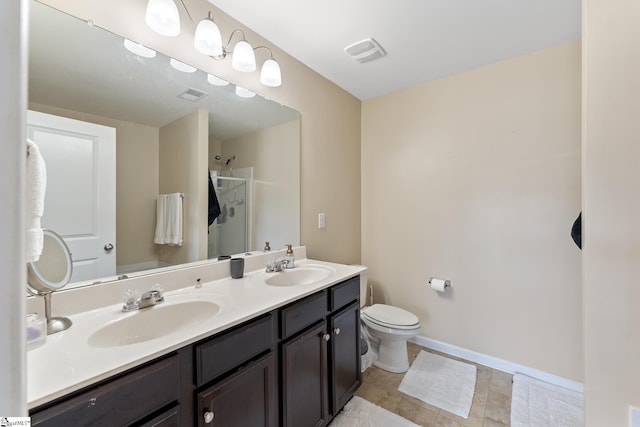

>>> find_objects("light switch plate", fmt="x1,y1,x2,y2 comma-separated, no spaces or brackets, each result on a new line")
631,406,640,427
318,213,326,229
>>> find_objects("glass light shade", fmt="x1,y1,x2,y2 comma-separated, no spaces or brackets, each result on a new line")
235,86,256,98
123,39,156,58
260,59,282,87
170,58,197,73
207,74,229,86
194,18,223,57
232,40,256,72
145,0,180,37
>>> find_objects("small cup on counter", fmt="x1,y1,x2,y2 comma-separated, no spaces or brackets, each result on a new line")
230,257,244,279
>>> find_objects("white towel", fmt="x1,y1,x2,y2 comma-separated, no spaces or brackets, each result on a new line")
26,139,47,262
154,193,183,246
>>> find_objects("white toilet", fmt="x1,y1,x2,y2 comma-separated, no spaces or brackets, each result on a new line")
358,271,421,374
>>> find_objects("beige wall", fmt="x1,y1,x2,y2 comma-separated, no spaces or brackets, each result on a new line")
39,0,362,265
362,42,582,380
223,120,300,251
158,109,209,265
583,0,640,424
28,102,160,269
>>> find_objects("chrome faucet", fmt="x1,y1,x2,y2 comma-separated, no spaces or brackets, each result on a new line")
122,285,164,312
265,258,289,273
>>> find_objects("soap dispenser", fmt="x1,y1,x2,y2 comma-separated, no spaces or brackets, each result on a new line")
264,241,271,252
284,244,295,269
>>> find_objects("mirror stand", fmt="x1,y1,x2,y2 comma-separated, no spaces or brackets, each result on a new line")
27,229,74,335
43,292,72,335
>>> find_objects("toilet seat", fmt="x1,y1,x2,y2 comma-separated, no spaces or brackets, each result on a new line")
362,304,419,330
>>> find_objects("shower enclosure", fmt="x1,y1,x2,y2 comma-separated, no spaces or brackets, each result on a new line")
208,167,253,259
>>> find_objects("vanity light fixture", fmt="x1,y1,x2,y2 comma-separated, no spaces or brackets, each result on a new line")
194,12,222,57
144,0,282,87
170,58,197,73
123,39,156,58
145,0,180,37
256,47,282,87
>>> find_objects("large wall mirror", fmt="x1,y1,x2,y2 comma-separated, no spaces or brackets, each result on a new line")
28,0,301,289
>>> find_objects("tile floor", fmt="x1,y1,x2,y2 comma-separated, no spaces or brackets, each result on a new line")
354,342,513,427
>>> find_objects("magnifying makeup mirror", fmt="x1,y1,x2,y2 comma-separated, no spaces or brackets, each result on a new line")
27,229,73,334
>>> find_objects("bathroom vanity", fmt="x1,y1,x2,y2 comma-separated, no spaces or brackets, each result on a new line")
26,249,364,426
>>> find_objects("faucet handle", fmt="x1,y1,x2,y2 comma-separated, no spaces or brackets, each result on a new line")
122,289,140,312
150,284,164,302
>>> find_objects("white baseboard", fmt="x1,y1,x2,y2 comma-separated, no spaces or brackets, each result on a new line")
413,335,583,393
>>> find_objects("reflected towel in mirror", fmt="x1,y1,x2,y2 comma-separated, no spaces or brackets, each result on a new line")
26,138,47,262
154,193,183,246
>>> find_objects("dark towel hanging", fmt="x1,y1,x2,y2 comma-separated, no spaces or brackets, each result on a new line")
571,212,582,250
208,173,221,227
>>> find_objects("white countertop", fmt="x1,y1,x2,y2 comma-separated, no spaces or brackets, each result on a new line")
27,256,365,409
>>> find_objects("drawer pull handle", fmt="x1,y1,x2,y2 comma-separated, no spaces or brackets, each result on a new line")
323,333,331,341
203,410,215,423
334,328,341,335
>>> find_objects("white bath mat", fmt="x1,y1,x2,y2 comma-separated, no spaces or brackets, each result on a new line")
398,351,477,418
511,373,584,427
331,396,420,427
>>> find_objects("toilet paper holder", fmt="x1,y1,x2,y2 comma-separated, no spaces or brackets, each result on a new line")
428,277,451,292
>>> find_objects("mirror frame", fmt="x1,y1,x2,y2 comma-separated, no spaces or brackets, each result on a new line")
27,229,73,294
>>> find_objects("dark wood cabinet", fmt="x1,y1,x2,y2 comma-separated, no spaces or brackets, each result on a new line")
281,321,330,427
30,275,361,427
30,355,181,427
280,276,361,426
329,301,361,413
196,352,277,427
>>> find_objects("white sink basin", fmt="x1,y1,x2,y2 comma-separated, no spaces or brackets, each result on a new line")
87,300,220,347
264,265,335,287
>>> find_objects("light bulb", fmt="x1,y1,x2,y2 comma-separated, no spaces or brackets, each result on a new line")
232,40,256,72
260,59,282,87
194,14,222,57
145,0,180,37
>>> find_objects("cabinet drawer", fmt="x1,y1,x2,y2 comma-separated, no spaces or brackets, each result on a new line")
196,313,275,387
31,354,180,427
280,290,328,339
329,276,360,311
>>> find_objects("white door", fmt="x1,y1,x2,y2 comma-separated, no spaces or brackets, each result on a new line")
27,110,116,286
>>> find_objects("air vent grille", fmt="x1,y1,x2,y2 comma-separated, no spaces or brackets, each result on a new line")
344,38,386,63
178,88,208,102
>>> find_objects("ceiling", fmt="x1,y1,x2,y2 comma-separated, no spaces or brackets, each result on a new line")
209,0,582,100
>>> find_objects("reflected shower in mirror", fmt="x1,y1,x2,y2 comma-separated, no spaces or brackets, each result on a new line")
28,0,300,289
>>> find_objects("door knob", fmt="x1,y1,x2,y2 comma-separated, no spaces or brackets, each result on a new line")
104,243,114,252
323,333,331,341
334,328,341,335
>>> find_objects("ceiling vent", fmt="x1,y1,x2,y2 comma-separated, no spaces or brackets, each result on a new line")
178,87,208,102
344,38,386,63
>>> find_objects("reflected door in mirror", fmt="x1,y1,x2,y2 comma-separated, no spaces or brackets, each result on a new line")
27,110,116,285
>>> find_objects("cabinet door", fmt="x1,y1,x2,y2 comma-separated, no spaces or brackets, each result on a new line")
329,301,361,414
197,352,277,427
281,321,329,427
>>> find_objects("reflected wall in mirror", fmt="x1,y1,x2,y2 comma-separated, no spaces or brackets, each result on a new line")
28,0,301,289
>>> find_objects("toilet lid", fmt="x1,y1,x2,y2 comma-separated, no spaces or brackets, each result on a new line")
362,304,419,328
